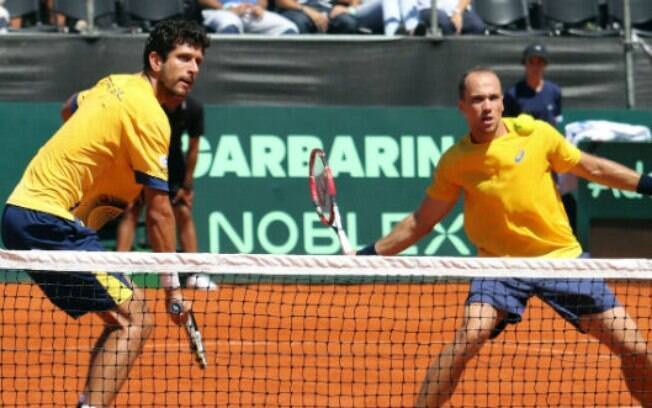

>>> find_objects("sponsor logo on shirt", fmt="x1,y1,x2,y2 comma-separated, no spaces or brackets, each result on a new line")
515,149,525,163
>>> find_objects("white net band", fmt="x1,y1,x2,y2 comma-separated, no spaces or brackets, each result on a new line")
0,249,651,279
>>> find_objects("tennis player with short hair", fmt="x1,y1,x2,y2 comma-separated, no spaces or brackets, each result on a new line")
1,20,209,408
356,67,652,407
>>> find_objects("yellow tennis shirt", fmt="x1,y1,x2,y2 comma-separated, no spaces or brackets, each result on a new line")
427,117,582,258
7,74,170,230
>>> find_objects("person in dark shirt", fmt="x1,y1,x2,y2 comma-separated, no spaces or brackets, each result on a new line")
504,43,562,128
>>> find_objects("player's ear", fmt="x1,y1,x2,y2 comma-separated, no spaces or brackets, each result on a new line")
148,51,164,73
457,98,464,112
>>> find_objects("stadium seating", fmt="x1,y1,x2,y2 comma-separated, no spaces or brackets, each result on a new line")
52,0,123,32
5,0,56,31
472,0,546,35
123,0,185,31
541,0,616,36
608,0,652,37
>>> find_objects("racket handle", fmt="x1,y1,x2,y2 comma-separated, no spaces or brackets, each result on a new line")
336,226,353,254
332,203,353,254
185,311,208,369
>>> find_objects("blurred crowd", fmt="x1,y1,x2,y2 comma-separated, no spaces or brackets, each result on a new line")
0,0,647,36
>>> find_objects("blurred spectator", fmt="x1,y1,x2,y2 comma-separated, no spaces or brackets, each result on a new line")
417,0,484,35
0,0,8,33
504,43,562,128
276,0,358,34
354,0,424,35
197,0,298,34
8,0,63,30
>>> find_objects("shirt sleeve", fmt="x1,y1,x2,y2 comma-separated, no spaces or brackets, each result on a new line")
425,154,460,202
125,109,171,192
544,121,581,173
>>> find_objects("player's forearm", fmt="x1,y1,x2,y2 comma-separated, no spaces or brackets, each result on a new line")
145,201,181,291
144,188,177,252
374,214,431,255
573,152,643,192
183,142,199,188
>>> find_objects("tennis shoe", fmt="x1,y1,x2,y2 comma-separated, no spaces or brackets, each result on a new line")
186,274,218,291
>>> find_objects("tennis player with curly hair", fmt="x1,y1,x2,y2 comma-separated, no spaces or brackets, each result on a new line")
2,20,209,408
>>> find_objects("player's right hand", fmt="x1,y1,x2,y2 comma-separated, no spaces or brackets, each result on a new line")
166,293,192,326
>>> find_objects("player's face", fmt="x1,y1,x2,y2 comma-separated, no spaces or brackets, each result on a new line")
158,43,204,99
458,71,504,143
525,56,546,78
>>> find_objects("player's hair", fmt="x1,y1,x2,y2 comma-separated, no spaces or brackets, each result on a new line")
143,19,210,73
457,67,500,100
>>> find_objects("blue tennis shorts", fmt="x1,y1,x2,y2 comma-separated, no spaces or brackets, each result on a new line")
467,277,620,339
1,205,133,318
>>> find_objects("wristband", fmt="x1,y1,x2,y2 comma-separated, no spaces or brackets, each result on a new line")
168,300,183,315
356,242,378,256
636,174,652,196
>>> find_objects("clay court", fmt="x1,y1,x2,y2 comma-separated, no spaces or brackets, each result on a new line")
1,280,650,407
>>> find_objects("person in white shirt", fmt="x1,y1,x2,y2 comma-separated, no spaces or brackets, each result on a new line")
417,0,485,35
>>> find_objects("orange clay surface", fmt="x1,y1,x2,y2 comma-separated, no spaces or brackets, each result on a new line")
1,281,650,407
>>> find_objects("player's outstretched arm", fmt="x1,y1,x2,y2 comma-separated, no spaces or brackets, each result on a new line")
570,152,652,195
143,187,190,325
358,196,456,256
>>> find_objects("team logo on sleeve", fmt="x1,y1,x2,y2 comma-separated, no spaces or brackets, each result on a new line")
159,155,168,169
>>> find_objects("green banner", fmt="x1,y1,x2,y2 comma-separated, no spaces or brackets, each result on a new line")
1,103,651,256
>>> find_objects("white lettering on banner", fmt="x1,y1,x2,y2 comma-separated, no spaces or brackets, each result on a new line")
366,136,400,178
194,134,456,179
288,136,322,177
208,211,469,255
209,135,251,177
251,135,286,177
258,211,298,253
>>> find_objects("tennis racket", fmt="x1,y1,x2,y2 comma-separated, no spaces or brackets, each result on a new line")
170,303,208,369
308,148,353,254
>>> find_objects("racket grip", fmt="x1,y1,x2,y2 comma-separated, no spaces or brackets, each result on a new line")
186,312,208,369
336,227,353,254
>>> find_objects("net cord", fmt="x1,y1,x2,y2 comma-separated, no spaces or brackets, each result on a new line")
0,249,651,279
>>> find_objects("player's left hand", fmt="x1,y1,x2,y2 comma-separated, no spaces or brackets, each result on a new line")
172,188,194,208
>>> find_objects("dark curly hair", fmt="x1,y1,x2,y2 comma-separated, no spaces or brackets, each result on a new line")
143,19,210,73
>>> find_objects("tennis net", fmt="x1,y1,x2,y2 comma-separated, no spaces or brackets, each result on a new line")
1,250,652,407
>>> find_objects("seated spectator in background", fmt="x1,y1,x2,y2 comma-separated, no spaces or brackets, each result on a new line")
417,0,484,35
198,0,298,34
0,0,8,33
354,0,424,35
276,0,358,34
7,0,64,31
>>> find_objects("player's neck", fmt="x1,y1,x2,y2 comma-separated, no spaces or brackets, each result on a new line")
142,71,183,110
526,75,544,92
